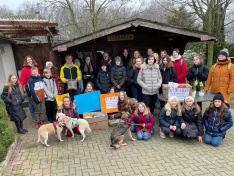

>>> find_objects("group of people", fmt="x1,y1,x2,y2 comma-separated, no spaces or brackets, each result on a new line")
1,47,234,147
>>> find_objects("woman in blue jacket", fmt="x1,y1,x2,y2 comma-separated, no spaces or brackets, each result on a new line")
203,92,233,146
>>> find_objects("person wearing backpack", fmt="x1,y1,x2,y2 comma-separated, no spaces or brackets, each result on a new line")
170,48,187,83
204,49,234,105
110,56,126,92
129,102,155,141
42,68,58,123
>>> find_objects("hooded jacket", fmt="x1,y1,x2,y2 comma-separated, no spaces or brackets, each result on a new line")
42,76,58,101
159,107,181,128
170,55,187,83
110,63,126,91
60,63,81,83
95,70,112,93
28,75,46,103
20,65,40,87
127,68,140,86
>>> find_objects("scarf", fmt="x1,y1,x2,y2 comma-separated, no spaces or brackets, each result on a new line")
185,105,194,111
218,58,228,62
66,62,73,68
170,55,182,62
28,64,34,67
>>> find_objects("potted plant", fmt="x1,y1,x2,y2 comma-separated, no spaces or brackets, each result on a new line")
192,80,198,97
199,82,205,96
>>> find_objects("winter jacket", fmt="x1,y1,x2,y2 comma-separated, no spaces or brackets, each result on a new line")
137,63,162,95
1,84,26,122
114,98,138,118
127,68,140,86
42,76,58,101
95,70,112,94
110,64,126,91
20,65,40,87
159,107,181,128
52,72,62,95
129,112,155,133
60,63,81,83
99,59,114,72
160,67,178,84
187,64,209,91
171,55,187,83
203,107,233,137
181,108,203,136
82,64,95,80
204,57,234,103
28,75,46,104
58,102,79,118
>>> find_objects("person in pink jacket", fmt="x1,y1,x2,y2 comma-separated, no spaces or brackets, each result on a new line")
129,102,155,141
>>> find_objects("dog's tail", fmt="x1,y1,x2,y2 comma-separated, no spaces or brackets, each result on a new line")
86,126,92,133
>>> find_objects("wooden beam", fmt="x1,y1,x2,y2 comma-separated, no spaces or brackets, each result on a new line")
0,20,58,26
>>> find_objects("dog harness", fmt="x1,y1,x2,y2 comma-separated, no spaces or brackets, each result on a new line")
70,118,79,128
53,122,63,135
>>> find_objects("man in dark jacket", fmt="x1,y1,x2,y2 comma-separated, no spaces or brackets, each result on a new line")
98,52,114,72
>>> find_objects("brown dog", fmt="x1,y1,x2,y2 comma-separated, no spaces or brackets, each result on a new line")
37,123,64,147
110,111,135,149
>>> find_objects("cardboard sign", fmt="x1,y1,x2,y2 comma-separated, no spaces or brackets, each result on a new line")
100,92,119,113
201,35,209,41
74,90,101,114
168,87,190,100
57,45,67,52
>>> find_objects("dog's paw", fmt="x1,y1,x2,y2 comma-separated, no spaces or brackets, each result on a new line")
132,138,136,141
46,144,50,147
72,135,74,138
81,139,84,142
60,140,63,142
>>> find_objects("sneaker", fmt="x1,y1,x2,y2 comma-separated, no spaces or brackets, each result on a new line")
40,121,45,125
35,123,39,129
160,129,166,138
169,132,174,138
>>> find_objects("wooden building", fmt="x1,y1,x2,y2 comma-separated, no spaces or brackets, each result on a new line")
53,18,216,68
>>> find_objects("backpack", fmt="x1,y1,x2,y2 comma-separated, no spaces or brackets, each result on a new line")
26,78,35,97
113,66,124,74
211,63,232,81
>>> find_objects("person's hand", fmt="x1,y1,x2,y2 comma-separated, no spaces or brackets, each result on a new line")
73,100,76,104
142,124,145,128
76,78,80,82
116,85,121,89
181,123,186,129
81,90,83,93
169,125,173,130
197,136,203,142
172,126,177,131
228,91,231,94
65,79,68,83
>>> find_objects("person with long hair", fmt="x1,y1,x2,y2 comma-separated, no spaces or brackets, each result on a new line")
203,92,233,146
20,56,40,119
127,50,141,74
180,96,203,142
82,56,95,88
84,81,95,93
158,96,181,138
1,74,27,134
159,50,167,65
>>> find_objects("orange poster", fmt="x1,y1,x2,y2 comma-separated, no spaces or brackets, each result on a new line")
100,92,120,113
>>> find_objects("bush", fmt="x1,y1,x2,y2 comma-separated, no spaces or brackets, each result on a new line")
0,99,15,162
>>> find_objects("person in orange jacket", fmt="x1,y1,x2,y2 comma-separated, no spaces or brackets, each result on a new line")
204,49,234,105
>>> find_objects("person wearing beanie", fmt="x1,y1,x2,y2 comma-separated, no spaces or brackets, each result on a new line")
203,92,233,146
95,60,112,93
170,48,187,83
82,56,95,88
180,96,203,142
204,48,234,104
110,56,126,92
74,59,84,93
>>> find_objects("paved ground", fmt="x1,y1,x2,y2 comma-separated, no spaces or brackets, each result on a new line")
3,102,234,176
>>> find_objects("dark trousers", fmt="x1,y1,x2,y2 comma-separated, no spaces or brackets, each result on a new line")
143,94,157,115
161,126,181,135
68,89,79,102
131,85,143,102
45,101,56,121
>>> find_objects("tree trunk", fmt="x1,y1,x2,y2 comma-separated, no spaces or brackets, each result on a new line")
207,41,214,68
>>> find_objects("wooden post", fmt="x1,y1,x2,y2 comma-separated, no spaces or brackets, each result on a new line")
207,41,214,68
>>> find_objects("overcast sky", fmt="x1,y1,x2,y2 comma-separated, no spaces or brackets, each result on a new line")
2,0,37,11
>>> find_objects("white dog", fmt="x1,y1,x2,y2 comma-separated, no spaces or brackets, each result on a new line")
56,113,91,141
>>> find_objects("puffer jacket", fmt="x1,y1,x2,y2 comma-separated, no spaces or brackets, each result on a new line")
110,63,126,91
204,57,234,103
203,107,233,137
181,108,203,136
171,55,187,83
187,63,209,91
95,70,112,94
28,75,46,103
1,84,27,122
159,107,181,128
137,63,162,95
42,76,58,101
160,66,178,84
60,63,81,83
127,68,140,86
20,65,40,87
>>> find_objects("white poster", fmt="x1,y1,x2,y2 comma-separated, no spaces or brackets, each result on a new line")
105,96,118,109
168,87,190,100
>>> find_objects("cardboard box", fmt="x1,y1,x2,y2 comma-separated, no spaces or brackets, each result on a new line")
83,111,108,130
162,84,192,100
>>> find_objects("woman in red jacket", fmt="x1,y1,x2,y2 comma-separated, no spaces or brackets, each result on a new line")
19,56,40,119
170,48,187,83
129,102,155,141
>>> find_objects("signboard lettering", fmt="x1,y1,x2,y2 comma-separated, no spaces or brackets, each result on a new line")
107,34,134,41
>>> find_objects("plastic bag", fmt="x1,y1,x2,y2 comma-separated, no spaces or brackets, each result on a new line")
67,79,77,90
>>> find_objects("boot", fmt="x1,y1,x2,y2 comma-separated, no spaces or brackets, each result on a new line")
20,121,28,132
15,122,25,134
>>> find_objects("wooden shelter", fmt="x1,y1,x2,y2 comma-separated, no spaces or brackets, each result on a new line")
53,18,216,68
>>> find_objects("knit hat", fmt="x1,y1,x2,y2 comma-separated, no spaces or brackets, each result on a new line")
173,48,180,54
115,56,122,62
218,51,227,58
46,61,53,67
185,96,194,102
85,56,91,60
213,92,224,102
100,61,107,67
74,59,80,65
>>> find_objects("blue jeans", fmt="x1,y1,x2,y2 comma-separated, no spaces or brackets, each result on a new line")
26,92,35,119
204,134,223,146
131,85,143,102
136,131,150,141
130,123,135,132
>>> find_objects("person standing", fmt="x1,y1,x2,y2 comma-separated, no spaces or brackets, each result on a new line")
121,49,131,68
74,59,84,93
82,56,95,88
98,52,114,72
159,50,167,65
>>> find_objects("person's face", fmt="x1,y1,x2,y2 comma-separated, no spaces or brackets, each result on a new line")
119,92,125,101
172,51,179,58
86,59,90,65
63,98,71,107
123,49,128,57
66,56,73,64
185,99,193,107
110,88,115,93
101,65,107,71
138,104,144,113
134,51,140,58
135,59,142,68
163,58,168,65
147,57,154,65
86,84,92,92
45,72,51,78
193,57,200,65
170,99,178,108
10,75,17,84
218,55,226,61
27,57,33,65
31,69,38,76
214,100,222,107
147,49,153,56
47,64,52,69
160,51,166,58
103,54,109,61
116,60,121,66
